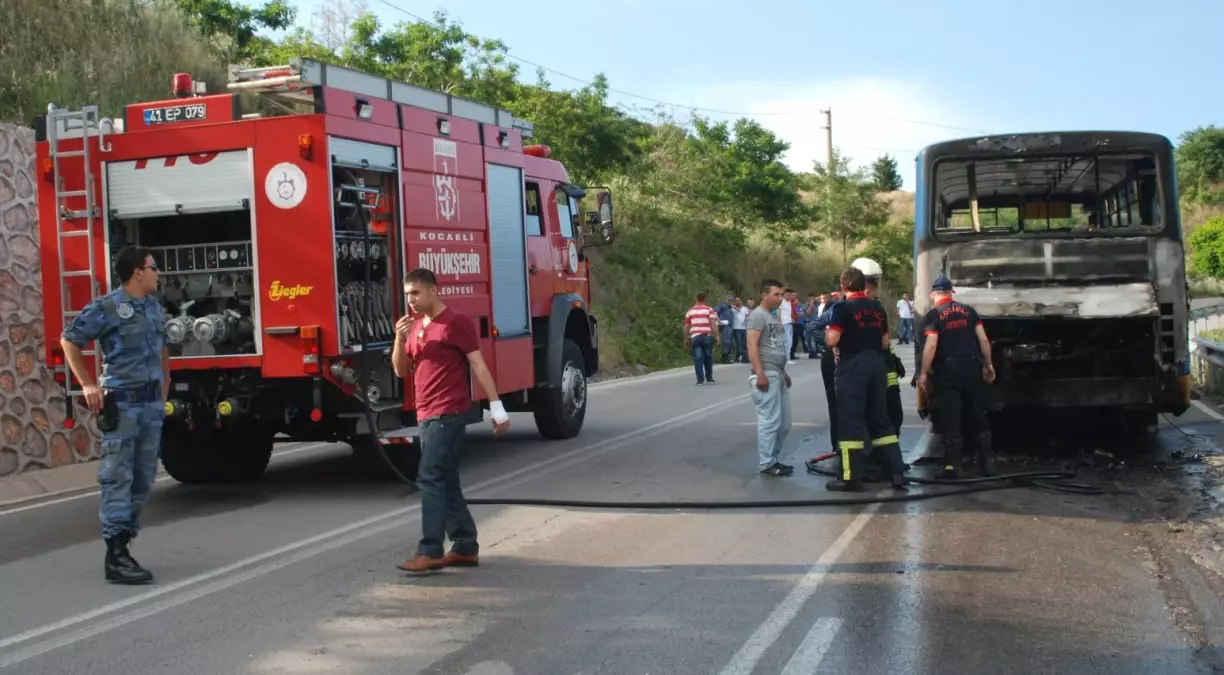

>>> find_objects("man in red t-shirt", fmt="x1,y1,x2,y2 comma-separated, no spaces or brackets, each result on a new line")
392,268,509,574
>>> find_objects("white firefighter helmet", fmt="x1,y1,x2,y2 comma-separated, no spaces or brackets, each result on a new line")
850,257,883,277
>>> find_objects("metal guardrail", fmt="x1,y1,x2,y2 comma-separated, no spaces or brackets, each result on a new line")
1191,304,1224,395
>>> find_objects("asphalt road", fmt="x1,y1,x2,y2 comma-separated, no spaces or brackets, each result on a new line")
1,345,1222,674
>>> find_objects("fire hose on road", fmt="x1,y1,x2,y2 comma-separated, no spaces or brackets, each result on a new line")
456,455,1104,509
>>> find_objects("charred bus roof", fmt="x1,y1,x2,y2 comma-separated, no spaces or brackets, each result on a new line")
917,131,1175,163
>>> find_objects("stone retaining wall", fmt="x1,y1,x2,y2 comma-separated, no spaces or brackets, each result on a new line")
0,123,101,477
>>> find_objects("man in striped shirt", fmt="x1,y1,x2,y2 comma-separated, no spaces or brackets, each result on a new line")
684,292,720,385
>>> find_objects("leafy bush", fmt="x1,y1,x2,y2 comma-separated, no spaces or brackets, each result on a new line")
1188,216,1224,279
0,0,228,124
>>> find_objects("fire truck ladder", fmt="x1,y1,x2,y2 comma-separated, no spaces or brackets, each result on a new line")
47,104,108,396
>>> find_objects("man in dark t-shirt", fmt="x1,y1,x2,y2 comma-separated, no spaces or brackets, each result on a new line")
825,267,907,491
917,276,996,478
393,267,509,574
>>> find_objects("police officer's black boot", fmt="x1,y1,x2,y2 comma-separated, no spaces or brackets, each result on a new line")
105,532,154,585
976,432,996,477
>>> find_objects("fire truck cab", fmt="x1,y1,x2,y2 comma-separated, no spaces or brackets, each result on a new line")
35,59,615,484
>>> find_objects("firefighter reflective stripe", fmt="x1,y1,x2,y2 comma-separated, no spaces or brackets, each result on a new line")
872,434,899,446
838,440,863,482
887,372,899,386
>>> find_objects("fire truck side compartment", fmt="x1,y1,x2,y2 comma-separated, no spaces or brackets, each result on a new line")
104,149,260,359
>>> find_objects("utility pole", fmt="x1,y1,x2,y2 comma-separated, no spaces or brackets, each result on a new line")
820,108,833,170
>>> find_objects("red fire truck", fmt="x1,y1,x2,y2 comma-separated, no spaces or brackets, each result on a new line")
35,58,615,484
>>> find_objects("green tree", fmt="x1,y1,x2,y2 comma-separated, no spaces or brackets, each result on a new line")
507,71,647,183
168,0,296,59
685,117,809,240
1189,216,1224,278
808,148,892,264
1176,126,1224,206
870,154,903,191
860,217,914,288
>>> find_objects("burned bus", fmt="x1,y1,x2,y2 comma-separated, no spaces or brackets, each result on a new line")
912,131,1191,430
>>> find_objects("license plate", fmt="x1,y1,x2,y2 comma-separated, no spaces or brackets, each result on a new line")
144,104,207,125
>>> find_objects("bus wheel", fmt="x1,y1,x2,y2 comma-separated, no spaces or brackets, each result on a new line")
1124,407,1158,436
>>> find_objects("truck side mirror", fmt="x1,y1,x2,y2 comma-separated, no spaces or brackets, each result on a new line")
579,187,615,247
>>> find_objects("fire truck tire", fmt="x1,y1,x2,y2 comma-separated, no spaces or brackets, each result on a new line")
160,425,273,484
534,338,588,440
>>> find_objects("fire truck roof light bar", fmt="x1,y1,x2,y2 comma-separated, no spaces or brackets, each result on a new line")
227,58,535,139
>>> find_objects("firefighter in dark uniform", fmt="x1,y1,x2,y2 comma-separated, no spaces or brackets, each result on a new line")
886,345,905,434
861,265,905,481
824,267,908,491
917,276,997,478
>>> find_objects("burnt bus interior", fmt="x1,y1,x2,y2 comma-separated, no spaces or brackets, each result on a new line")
932,152,1163,235
926,151,1174,409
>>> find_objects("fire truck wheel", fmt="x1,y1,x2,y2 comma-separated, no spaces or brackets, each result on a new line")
160,424,273,484
534,338,588,440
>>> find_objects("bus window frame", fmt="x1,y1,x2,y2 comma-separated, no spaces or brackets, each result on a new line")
924,150,1173,243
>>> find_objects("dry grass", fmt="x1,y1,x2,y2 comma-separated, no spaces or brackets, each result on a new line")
0,0,226,124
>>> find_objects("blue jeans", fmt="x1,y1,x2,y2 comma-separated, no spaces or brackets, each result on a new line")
720,325,734,360
690,334,714,383
782,324,794,358
733,329,747,362
416,414,479,558
899,318,914,344
98,398,164,540
750,371,792,467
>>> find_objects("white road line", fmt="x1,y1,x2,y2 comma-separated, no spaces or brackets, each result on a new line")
1192,399,1224,422
778,617,844,675
718,501,883,675
0,443,334,517
0,373,823,669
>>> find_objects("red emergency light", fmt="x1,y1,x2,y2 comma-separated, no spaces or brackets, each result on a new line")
172,73,193,99
523,144,551,158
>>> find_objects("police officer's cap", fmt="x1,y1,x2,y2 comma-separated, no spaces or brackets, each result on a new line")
932,276,954,292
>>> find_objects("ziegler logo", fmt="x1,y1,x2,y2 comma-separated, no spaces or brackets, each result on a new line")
268,281,313,301
133,153,218,170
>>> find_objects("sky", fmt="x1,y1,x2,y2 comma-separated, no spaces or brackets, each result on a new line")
286,0,1222,190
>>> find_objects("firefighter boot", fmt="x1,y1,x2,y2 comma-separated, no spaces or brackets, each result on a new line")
936,437,964,480
105,532,154,585
976,432,996,477
827,448,866,492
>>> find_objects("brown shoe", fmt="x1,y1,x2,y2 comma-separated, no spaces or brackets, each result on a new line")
443,551,479,567
397,554,446,574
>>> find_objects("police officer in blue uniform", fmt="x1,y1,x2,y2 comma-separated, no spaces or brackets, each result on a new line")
824,266,907,491
61,246,169,584
917,276,996,479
